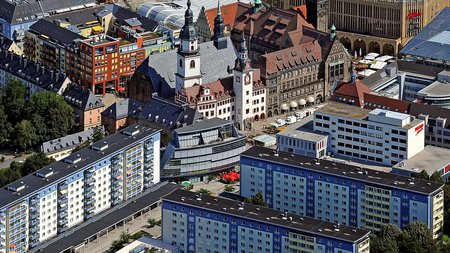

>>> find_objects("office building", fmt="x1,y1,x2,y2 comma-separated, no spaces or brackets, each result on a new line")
314,102,425,166
160,117,246,182
329,0,449,56
277,116,328,158
240,146,444,238
332,72,450,150
0,124,160,253
162,189,371,253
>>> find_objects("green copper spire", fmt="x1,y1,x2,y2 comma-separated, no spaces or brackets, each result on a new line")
217,0,221,15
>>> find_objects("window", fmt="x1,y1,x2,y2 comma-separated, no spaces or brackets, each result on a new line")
179,59,182,67
190,60,195,69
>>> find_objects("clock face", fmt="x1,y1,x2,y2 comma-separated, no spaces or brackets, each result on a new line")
245,75,251,84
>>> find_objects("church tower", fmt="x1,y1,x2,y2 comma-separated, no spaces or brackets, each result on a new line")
176,0,202,94
212,0,227,50
233,33,253,130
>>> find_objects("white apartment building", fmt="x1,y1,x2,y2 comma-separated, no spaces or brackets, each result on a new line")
0,125,160,253
314,102,425,166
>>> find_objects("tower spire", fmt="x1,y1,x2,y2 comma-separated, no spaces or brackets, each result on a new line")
212,0,227,49
235,32,250,71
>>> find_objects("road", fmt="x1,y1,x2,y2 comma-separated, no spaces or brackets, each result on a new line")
0,153,34,169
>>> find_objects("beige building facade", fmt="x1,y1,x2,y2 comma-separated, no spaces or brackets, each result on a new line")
329,0,449,56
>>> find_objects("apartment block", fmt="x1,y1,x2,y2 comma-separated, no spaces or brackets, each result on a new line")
162,189,371,253
240,146,444,238
314,102,424,166
0,124,160,253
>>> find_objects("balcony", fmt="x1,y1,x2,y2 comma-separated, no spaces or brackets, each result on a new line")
30,213,39,220
58,217,67,225
85,177,95,185
58,183,68,191
59,211,68,218
85,191,95,198
85,212,95,220
86,185,96,192
30,198,39,205
30,219,40,227
85,204,95,212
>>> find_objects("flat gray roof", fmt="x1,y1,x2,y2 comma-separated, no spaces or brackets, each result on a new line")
393,145,450,175
316,102,370,120
242,146,443,195
175,117,232,134
277,116,327,142
163,189,370,243
418,80,450,97
1,124,160,209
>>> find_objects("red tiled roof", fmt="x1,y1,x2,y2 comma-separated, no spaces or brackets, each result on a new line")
260,41,322,76
332,79,412,112
205,2,240,35
292,5,307,19
331,80,373,107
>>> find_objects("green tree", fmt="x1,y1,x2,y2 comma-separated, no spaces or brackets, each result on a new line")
416,170,430,180
196,188,212,196
20,153,54,176
429,171,444,184
377,223,402,239
2,78,26,124
27,92,75,141
147,218,158,228
224,185,235,192
92,126,106,142
252,191,266,207
14,120,37,150
0,105,12,144
370,235,398,253
403,222,439,253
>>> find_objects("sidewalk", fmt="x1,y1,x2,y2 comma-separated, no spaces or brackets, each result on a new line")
83,206,162,253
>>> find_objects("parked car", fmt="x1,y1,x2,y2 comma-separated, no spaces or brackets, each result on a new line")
286,116,297,125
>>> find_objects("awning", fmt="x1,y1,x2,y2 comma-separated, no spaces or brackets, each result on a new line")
290,101,298,108
92,26,103,32
281,103,289,111
307,96,315,103
299,99,306,105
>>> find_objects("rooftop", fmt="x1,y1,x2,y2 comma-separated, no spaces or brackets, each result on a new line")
28,19,86,46
277,116,327,142
401,7,450,62
241,146,443,195
393,145,450,175
163,189,370,243
417,80,450,98
316,102,370,120
63,85,104,111
175,117,233,134
0,124,160,209
44,5,104,28
138,38,237,98
40,128,94,154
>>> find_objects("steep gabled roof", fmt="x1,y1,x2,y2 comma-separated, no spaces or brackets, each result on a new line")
332,80,373,107
204,2,239,35
63,86,105,111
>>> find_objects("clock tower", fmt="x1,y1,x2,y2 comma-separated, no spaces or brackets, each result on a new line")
176,0,202,94
233,32,253,130
306,0,329,32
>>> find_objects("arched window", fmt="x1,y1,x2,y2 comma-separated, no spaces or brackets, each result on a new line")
179,59,182,67
190,60,195,69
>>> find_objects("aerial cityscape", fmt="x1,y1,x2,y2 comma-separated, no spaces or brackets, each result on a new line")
0,0,449,252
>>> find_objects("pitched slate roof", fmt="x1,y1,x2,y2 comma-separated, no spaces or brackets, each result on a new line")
63,86,104,111
260,41,322,76
45,5,105,29
107,4,158,32
0,48,68,93
40,128,94,154
0,0,95,25
138,37,237,98
28,19,86,46
102,96,203,129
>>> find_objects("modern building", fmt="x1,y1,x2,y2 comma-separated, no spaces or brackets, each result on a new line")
332,72,450,150
0,0,96,40
314,102,425,166
40,128,94,161
0,48,71,99
240,146,444,238
277,116,328,158
63,86,105,131
416,70,450,108
162,189,371,253
117,236,179,253
0,124,161,253
160,117,246,182
392,145,450,181
330,0,449,56
400,7,450,69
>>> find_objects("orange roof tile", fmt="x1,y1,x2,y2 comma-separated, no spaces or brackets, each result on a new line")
205,2,240,35
292,5,307,19
331,80,373,107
